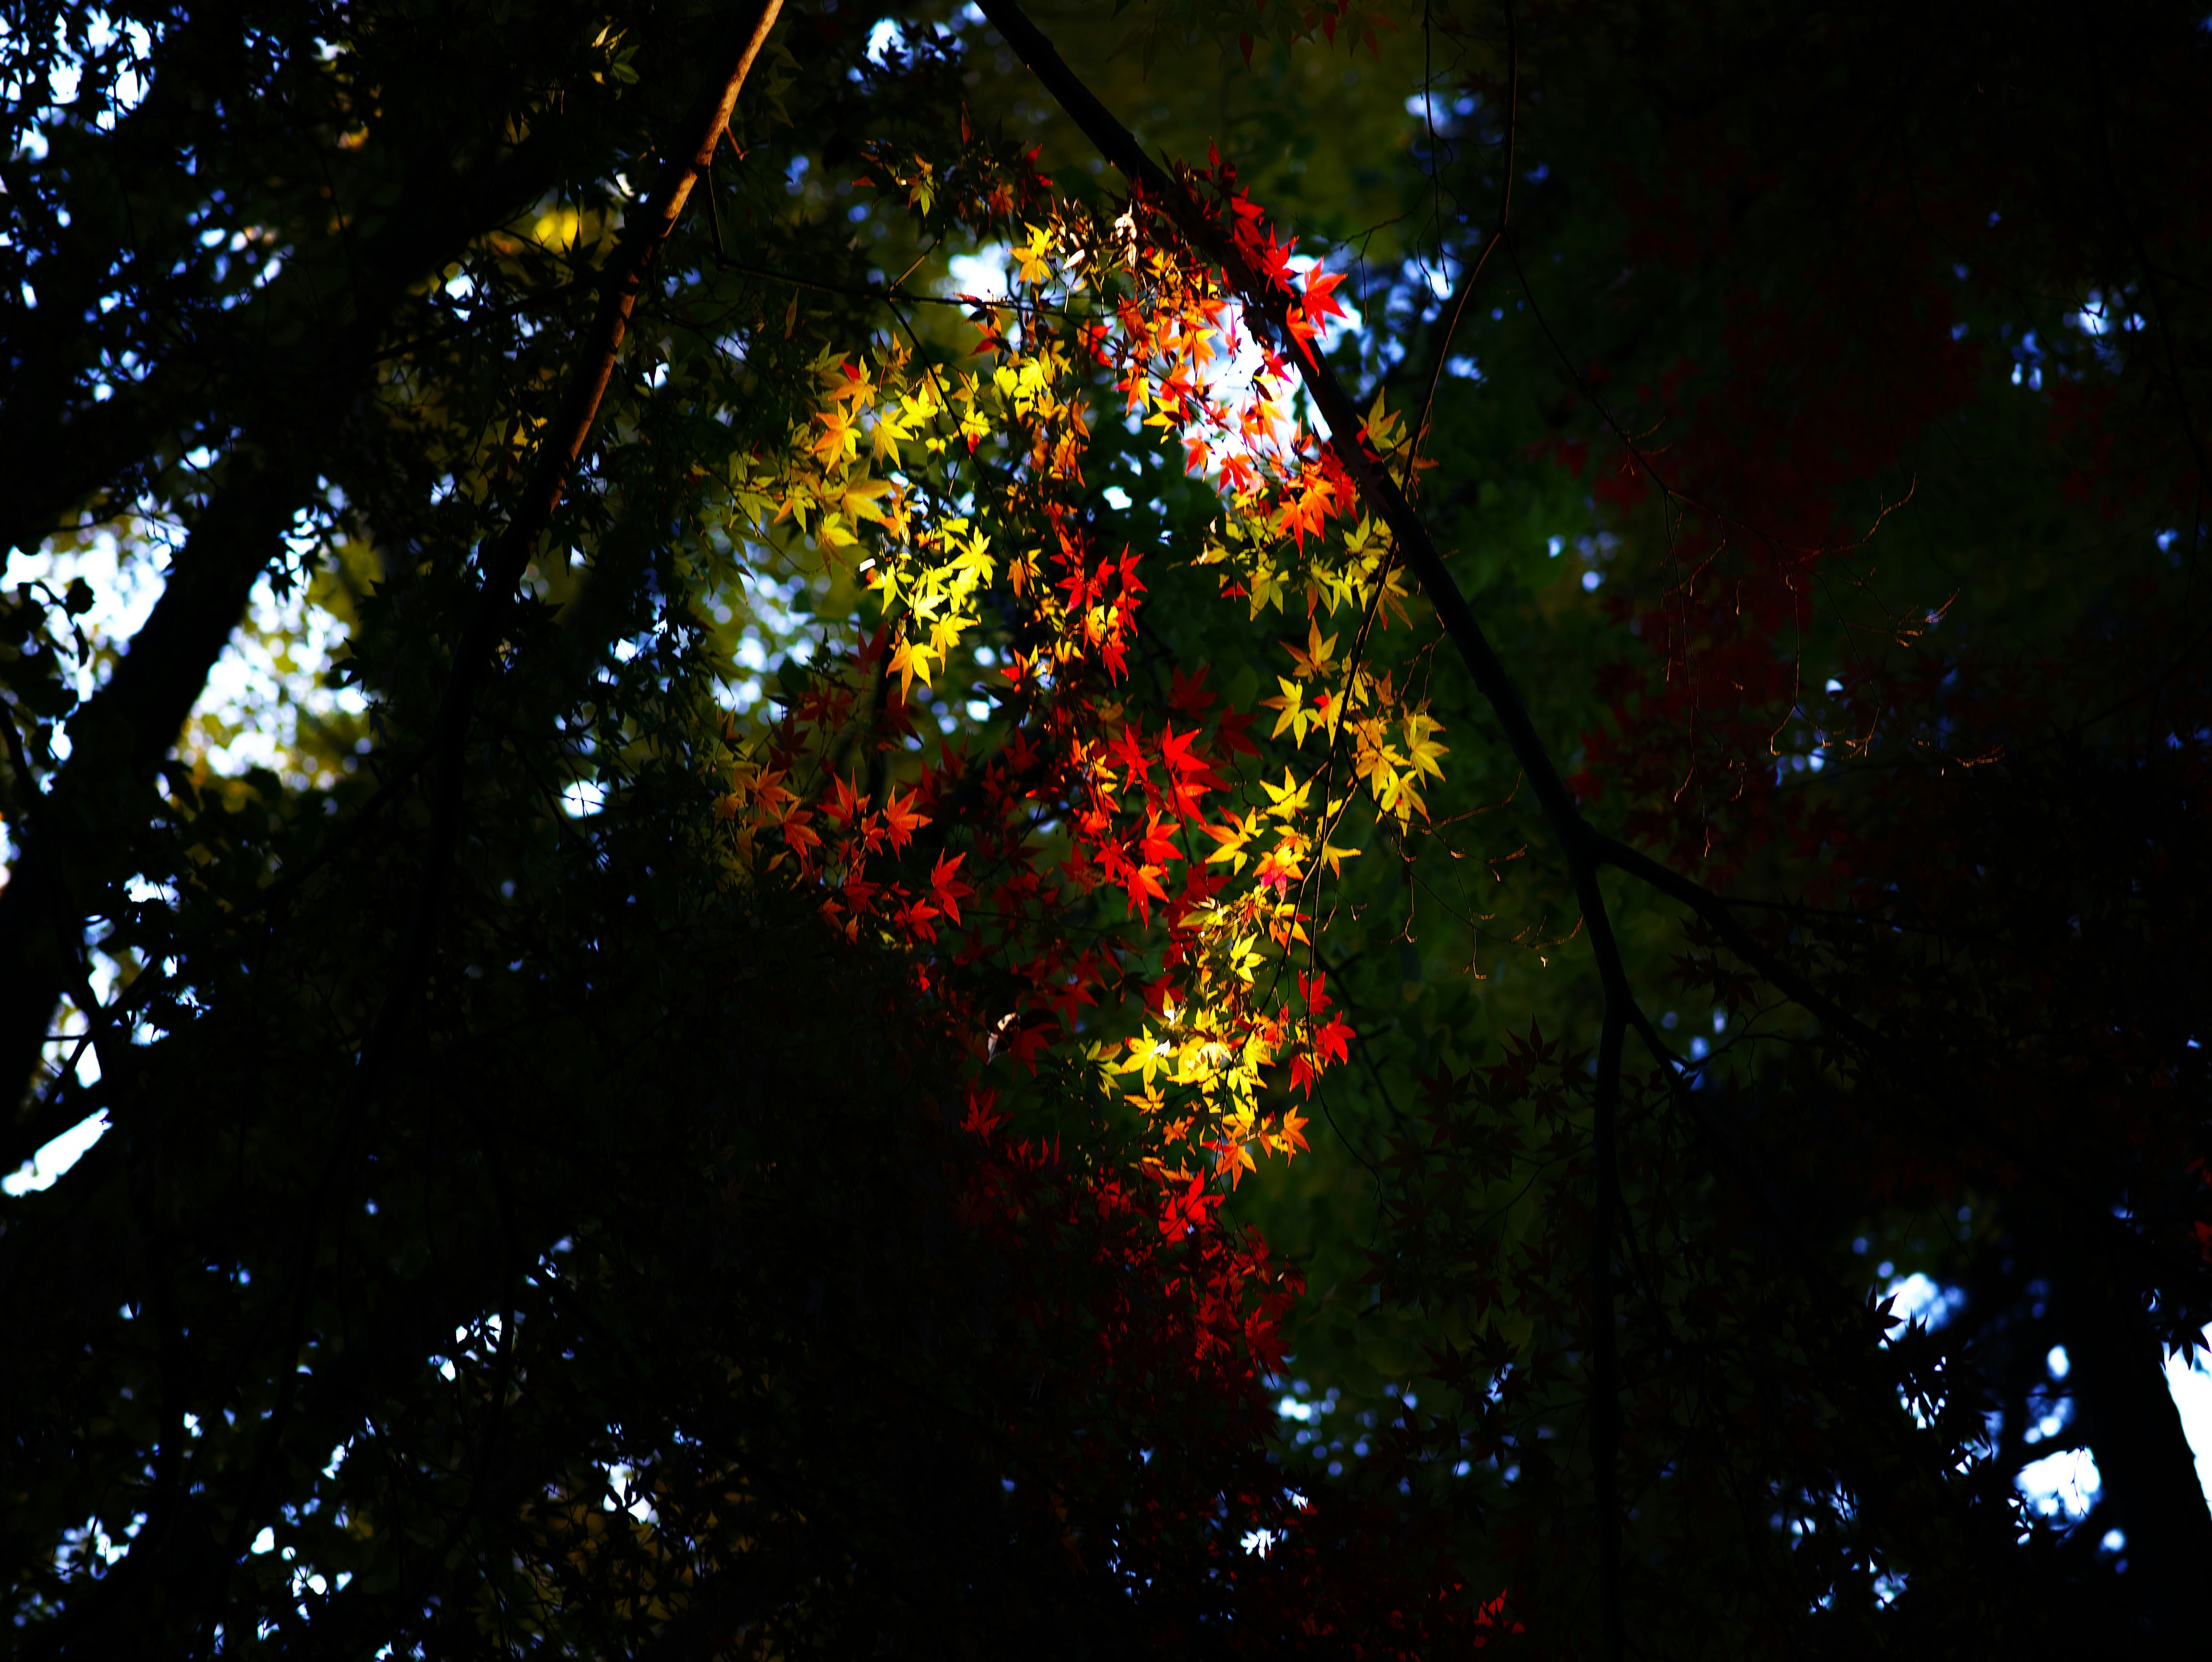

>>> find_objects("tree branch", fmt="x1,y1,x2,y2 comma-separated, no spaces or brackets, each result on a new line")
353,0,787,1114
0,462,305,1148
1,128,592,559
974,4,1630,1651
70,21,800,1630
0,125,615,1144
1411,1,1514,468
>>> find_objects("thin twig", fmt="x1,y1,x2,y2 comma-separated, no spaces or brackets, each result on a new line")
1412,0,1515,471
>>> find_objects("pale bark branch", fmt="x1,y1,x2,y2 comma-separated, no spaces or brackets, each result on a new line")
365,0,787,1088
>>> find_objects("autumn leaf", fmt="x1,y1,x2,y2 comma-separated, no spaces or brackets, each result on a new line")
879,788,929,849
1284,618,1339,681
1260,767,1314,821
929,850,972,925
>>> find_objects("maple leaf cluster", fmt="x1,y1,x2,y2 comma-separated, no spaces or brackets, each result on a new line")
711,179,1462,1199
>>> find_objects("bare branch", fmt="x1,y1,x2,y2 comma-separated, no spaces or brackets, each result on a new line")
365,0,789,1095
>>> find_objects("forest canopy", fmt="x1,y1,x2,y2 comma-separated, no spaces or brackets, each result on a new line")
3,0,2210,1655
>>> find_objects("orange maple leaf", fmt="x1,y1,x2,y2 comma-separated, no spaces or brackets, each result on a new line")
880,788,929,849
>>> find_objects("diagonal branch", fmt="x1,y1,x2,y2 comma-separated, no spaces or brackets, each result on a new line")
972,3,1633,1650
971,1,2011,1091
971,10,2212,1650
355,0,787,1096
0,462,307,1152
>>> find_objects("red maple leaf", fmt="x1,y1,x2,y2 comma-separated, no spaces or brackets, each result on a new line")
1137,813,1181,869
1312,1013,1354,1069
1300,266,1348,327
961,1088,1003,1139
1167,665,1215,717
880,788,929,849
929,850,973,926
1158,1169,1215,1240
1107,724,1152,786
1002,1010,1057,1073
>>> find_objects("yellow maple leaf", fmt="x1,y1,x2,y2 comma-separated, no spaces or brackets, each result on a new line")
1201,807,1262,873
1258,676,1313,745
872,404,914,465
1284,618,1339,681
842,475,893,523
810,407,858,467
1013,222,1055,285
1260,767,1313,821
1403,710,1449,782
888,633,935,699
1119,1026,1175,1092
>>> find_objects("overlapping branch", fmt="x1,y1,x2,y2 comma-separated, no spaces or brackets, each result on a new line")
362,0,788,1089
970,5,1635,1650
